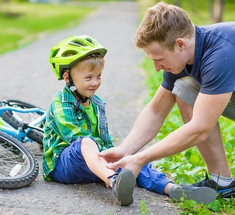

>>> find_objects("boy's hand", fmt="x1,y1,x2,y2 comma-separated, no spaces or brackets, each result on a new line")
98,146,126,163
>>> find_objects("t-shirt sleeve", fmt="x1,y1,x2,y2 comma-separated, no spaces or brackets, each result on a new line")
200,46,235,94
161,69,188,91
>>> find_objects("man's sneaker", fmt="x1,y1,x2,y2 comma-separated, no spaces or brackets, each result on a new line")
169,184,217,204
109,169,136,206
193,173,235,199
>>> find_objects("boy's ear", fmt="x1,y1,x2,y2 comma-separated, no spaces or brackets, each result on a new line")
63,71,70,82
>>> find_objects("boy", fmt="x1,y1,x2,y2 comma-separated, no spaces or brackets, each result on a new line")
42,35,216,206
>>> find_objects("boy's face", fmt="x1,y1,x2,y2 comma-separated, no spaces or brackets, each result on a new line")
70,63,102,98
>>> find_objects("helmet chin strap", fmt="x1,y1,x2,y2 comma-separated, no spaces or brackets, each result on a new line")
66,74,88,103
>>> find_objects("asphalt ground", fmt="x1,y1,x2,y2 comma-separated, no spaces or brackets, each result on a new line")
0,1,177,214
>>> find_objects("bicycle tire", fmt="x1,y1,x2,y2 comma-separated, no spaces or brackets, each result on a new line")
0,131,39,189
0,100,45,145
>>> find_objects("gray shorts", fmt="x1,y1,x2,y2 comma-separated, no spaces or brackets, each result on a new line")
172,76,235,121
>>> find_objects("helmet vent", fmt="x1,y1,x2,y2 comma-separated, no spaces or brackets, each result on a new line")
62,50,78,57
52,49,60,58
85,37,95,45
69,40,86,47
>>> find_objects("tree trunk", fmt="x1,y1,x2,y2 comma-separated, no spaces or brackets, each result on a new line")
174,0,181,7
213,0,223,23
208,0,214,20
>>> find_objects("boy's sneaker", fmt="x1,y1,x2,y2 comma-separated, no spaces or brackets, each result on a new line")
109,169,136,206
169,184,217,204
193,173,235,199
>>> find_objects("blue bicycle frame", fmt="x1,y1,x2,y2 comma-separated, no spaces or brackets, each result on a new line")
0,106,47,143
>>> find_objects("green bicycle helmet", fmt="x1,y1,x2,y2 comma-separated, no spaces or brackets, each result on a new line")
50,35,107,80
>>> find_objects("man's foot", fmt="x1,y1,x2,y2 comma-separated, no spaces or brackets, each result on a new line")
193,174,235,199
168,184,217,204
110,169,136,206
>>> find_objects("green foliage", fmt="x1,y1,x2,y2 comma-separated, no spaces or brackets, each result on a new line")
107,210,113,215
173,196,235,214
139,199,150,215
0,2,93,55
71,0,125,1
145,0,235,24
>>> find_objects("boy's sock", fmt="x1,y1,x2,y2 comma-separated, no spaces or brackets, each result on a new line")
109,173,118,188
210,173,234,187
167,184,178,194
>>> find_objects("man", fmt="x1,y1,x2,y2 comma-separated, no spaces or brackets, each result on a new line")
100,2,235,199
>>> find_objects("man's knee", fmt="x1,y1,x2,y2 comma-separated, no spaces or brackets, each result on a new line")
172,76,200,107
222,94,235,121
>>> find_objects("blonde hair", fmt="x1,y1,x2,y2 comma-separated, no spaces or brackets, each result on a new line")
135,2,194,50
75,54,105,71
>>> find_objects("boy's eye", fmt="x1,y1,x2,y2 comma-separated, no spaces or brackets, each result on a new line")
85,76,91,80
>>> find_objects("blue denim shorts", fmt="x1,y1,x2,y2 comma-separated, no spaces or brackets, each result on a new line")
172,76,235,121
49,137,171,194
49,137,102,184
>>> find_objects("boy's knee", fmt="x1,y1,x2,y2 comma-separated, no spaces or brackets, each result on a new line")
81,137,92,143
80,137,99,152
172,76,200,107
81,137,95,147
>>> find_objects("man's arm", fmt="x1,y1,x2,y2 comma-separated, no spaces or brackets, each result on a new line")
120,86,176,155
138,91,232,164
99,86,175,162
105,91,232,176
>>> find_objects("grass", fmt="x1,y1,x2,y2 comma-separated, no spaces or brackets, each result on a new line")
71,0,124,1
139,199,150,215
0,2,94,55
137,0,235,214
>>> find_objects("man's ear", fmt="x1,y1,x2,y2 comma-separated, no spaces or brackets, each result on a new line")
63,70,70,82
175,38,186,49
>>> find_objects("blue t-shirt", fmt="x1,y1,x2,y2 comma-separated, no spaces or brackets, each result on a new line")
161,22,235,95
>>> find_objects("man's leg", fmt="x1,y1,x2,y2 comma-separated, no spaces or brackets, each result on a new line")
176,97,231,177
172,76,231,177
173,77,235,199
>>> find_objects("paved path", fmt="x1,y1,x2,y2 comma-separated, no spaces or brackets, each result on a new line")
0,2,177,214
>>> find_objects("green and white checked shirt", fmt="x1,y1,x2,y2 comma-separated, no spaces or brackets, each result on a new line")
42,86,113,181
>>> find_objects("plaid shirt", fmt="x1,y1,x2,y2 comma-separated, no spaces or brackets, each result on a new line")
42,86,113,180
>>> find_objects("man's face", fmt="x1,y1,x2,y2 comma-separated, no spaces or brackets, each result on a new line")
143,41,188,75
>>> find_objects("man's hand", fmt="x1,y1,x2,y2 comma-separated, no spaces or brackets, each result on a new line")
99,146,126,163
105,154,143,177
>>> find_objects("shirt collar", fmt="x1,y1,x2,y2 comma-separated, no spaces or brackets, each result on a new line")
61,85,75,103
61,85,105,108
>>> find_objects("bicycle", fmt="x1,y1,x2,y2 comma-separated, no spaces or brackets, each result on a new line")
0,99,47,189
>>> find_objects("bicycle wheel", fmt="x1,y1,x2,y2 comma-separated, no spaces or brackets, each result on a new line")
0,100,45,145
0,131,39,189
